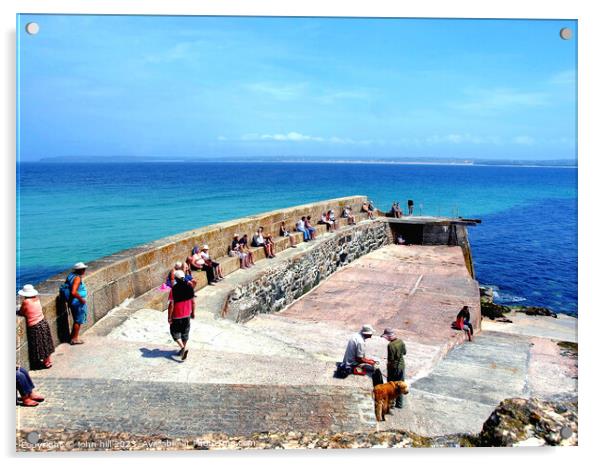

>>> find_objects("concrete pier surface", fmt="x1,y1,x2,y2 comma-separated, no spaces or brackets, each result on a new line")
17,235,577,444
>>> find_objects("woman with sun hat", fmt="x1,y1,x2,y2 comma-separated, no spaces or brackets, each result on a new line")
18,284,55,368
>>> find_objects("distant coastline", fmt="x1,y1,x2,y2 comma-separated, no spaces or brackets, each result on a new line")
30,156,578,168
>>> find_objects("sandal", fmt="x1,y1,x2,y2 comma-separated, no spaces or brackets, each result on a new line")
70,339,85,345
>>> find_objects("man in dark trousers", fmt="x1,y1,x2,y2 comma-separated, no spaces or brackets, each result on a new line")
381,327,406,408
168,270,196,361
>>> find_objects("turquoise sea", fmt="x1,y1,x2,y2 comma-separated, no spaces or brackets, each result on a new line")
16,162,578,315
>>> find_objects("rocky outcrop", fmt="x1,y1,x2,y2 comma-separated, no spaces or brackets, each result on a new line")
478,398,577,447
514,306,558,318
479,285,558,320
480,301,513,320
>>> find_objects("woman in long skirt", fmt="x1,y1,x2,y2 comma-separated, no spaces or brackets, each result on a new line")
18,284,55,368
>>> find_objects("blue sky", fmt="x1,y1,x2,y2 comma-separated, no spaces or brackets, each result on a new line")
17,15,577,161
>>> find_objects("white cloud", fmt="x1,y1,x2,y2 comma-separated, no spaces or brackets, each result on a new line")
244,82,308,101
549,70,576,86
426,133,501,145
451,88,548,114
512,136,536,145
143,40,208,64
240,132,369,144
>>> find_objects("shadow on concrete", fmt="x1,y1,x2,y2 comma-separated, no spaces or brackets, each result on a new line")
139,347,181,362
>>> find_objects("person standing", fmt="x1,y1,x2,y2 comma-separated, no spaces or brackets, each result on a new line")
407,199,414,216
381,327,406,408
18,284,55,368
168,270,196,360
65,262,88,345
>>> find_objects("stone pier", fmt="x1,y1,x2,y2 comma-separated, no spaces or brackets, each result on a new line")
16,203,577,450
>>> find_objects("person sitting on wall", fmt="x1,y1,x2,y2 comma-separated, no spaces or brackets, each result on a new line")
252,227,276,258
454,306,474,341
238,234,256,266
318,212,332,232
166,261,196,288
296,217,310,242
362,202,375,220
341,324,378,375
188,246,217,285
279,221,297,248
200,245,224,281
328,210,339,230
304,215,317,240
341,205,357,225
16,365,45,407
228,234,251,269
394,202,403,218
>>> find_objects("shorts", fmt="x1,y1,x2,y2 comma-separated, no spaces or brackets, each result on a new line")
69,301,88,324
170,317,191,341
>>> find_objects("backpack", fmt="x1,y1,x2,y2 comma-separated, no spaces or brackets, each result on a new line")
59,273,77,303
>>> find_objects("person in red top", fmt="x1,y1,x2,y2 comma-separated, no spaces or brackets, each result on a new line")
18,284,55,368
168,270,196,360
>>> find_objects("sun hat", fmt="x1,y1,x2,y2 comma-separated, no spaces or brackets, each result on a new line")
381,327,396,338
73,262,88,270
202,244,209,250
360,324,375,336
174,270,186,280
18,284,39,298
175,261,183,268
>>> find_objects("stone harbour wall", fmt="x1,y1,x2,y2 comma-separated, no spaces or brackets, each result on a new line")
16,195,368,367
223,221,391,322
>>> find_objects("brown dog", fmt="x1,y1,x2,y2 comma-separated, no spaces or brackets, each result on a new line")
373,381,409,421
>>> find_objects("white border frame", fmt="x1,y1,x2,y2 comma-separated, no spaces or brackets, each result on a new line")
3,1,599,464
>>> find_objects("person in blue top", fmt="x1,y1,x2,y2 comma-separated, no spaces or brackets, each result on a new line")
67,262,88,345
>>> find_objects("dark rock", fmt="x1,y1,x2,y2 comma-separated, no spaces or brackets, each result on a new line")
480,301,512,320
479,286,494,304
514,306,558,318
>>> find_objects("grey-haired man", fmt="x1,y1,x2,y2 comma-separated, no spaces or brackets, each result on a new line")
342,324,377,375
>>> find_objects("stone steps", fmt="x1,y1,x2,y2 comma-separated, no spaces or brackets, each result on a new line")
379,330,532,435
17,377,376,437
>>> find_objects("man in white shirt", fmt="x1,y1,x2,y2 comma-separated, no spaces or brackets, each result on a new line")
296,217,309,241
342,324,377,375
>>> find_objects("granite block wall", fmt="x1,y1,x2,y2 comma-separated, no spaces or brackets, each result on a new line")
16,195,368,367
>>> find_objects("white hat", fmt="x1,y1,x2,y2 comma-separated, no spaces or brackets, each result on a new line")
233,233,239,237
360,324,375,335
18,284,38,298
73,262,88,270
175,261,183,268
174,270,186,280
202,244,209,250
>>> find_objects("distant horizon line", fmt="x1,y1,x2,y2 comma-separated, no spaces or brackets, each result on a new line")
23,155,578,167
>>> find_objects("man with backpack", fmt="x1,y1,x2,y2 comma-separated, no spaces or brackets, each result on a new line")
167,270,196,361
